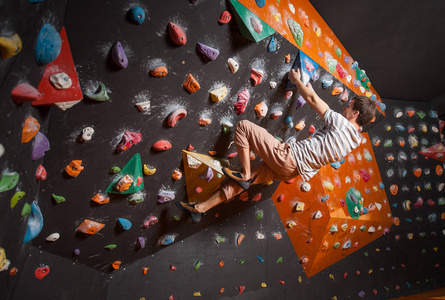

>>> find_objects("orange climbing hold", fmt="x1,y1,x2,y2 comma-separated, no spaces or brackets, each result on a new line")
112,261,121,270
389,185,398,195
183,73,200,93
198,118,212,126
436,165,443,176
219,261,224,267
64,160,84,177
285,54,291,63
331,87,344,96
167,108,187,127
150,66,168,77
239,191,249,201
142,267,149,274
237,234,245,245
413,168,422,177
22,116,40,143
252,193,262,202
91,194,109,205
77,219,105,234
172,170,182,180
208,150,216,156
115,175,133,193
406,110,415,117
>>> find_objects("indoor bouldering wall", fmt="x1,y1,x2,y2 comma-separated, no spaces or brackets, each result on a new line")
0,0,444,300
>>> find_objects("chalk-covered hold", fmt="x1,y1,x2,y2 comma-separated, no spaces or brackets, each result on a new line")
196,42,220,60
81,127,94,141
49,72,72,90
255,102,268,118
135,101,151,112
46,233,60,242
210,86,227,102
227,58,239,73
111,42,128,69
300,182,311,192
84,83,110,101
269,81,277,89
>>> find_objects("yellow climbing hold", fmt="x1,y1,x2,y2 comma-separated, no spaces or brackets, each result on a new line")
324,180,334,192
315,27,321,37
329,274,335,282
261,282,267,288
0,33,22,60
143,164,156,176
272,13,281,22
298,276,302,283
210,86,227,102
263,180,273,186
193,291,201,297
368,269,373,274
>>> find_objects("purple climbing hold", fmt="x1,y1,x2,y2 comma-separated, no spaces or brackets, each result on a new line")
344,56,350,64
358,290,365,298
296,96,306,108
353,79,361,88
111,41,128,68
311,72,319,82
199,167,213,182
73,249,80,256
157,190,175,203
196,42,219,61
32,132,50,161
138,237,145,248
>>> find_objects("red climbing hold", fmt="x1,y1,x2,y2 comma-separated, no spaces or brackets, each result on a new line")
252,193,262,202
170,264,176,271
35,265,50,280
277,194,284,202
250,68,263,86
11,82,42,102
228,152,238,159
116,131,142,152
153,140,172,151
239,285,245,294
168,22,186,46
167,108,187,128
35,165,47,181
187,144,194,151
218,11,232,24
234,89,250,114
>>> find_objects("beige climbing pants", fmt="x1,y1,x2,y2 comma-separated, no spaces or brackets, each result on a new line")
221,120,300,202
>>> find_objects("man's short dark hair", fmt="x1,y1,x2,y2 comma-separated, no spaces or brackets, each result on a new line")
352,95,377,126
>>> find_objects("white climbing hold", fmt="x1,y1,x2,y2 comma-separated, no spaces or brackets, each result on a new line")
135,101,151,112
227,58,239,73
46,233,60,242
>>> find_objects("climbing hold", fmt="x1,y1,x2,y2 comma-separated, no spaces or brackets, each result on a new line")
153,140,172,151
250,68,263,86
198,118,211,126
117,218,132,230
49,72,72,90
115,175,134,193
138,237,145,248
294,201,304,211
35,265,50,280
300,182,311,192
129,7,145,25
257,256,264,263
199,167,213,182
252,193,262,201
296,96,306,108
112,261,121,270
210,86,227,102
218,11,231,24
269,81,277,89
390,185,398,195
183,73,200,93
84,83,110,101
313,210,322,219
21,203,31,217
284,116,293,128
295,120,306,131
332,87,344,96
111,42,128,69
159,234,176,245
11,83,42,102
234,89,250,114
52,193,66,204
171,169,182,180
46,233,60,242
0,171,19,193
250,16,263,33
81,127,94,141
237,234,245,245
168,22,186,45
116,131,142,152
64,160,84,177
330,225,338,232
267,37,276,53
143,216,158,227
167,108,187,128
324,180,334,192
128,192,144,205
150,66,168,77
0,33,22,60
254,102,268,118
287,220,297,228
227,58,239,73
142,267,149,274
270,111,282,120
196,42,219,60
10,191,25,208
22,116,40,143
77,219,105,235
256,210,264,220
194,260,202,270
109,166,121,174
91,193,109,205
285,90,293,99
23,202,43,243
193,291,201,297
322,79,333,89
32,132,50,161
35,24,61,65
288,19,303,46
9,267,18,276
157,190,175,203
340,90,348,102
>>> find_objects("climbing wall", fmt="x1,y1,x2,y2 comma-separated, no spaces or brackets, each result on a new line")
0,0,444,299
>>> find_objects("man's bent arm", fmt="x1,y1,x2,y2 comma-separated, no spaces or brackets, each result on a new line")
288,69,329,118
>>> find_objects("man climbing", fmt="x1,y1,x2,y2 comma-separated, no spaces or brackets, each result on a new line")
176,68,377,223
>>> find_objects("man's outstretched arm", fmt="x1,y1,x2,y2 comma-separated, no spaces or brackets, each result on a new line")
288,68,329,119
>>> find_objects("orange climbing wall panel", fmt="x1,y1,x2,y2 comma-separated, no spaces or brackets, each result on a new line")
237,0,384,115
272,133,393,277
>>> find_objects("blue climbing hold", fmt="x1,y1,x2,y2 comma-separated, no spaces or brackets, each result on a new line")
379,102,386,112
405,218,412,222
351,61,358,70
257,256,264,263
330,161,341,169
267,37,276,53
117,218,132,230
339,157,345,164
395,125,405,131
35,24,61,65
379,182,385,189
130,7,145,25
159,234,176,245
284,116,293,128
322,79,333,89
24,201,43,243
255,0,265,8
371,94,377,101
391,203,397,208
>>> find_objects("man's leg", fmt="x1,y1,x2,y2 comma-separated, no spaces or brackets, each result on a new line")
194,189,226,213
236,144,251,180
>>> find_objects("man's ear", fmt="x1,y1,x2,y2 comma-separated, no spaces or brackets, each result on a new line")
353,110,359,117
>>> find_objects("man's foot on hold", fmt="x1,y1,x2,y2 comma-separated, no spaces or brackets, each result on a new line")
222,167,252,190
175,200,202,223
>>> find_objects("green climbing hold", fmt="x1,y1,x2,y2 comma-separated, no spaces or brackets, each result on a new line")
109,166,121,174
0,171,19,193
173,215,180,221
333,242,340,249
287,19,303,47
421,248,426,254
105,244,117,250
216,173,222,178
438,197,445,205
222,122,233,133
360,225,366,232
84,83,110,102
276,256,283,263
330,225,338,232
21,203,31,217
425,278,430,283
384,286,389,292
416,281,420,285
326,58,337,74
10,191,25,208
256,210,264,220
419,232,426,237
416,112,426,119
364,151,372,162
364,252,369,257
106,153,144,194
215,235,226,244
335,48,342,57
128,192,144,205
383,140,393,147
52,193,66,204
239,259,245,265
194,260,202,270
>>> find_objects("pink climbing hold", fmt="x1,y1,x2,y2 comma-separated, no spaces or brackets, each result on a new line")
359,169,371,183
167,108,187,127
116,131,142,152
11,82,42,102
234,89,250,114
250,68,263,86
143,216,158,228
